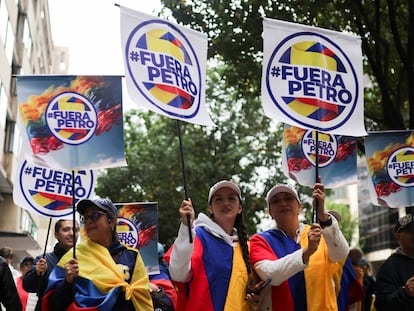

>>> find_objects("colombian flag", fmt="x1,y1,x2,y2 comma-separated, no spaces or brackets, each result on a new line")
250,225,339,311
165,227,250,311
334,257,365,311
42,239,153,310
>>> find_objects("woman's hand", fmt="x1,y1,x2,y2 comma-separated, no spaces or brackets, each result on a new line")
179,199,194,227
245,279,271,307
313,176,329,222
302,223,322,264
64,258,79,283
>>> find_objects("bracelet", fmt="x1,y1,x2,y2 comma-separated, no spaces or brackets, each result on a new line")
319,215,332,228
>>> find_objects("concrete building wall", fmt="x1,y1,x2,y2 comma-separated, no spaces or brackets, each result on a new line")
0,0,68,265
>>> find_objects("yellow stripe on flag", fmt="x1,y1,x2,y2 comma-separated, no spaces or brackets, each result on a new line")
395,152,414,162
32,193,54,206
314,132,330,141
57,130,74,139
291,42,337,71
288,99,319,116
149,86,177,105
146,30,185,62
117,225,129,232
58,98,85,111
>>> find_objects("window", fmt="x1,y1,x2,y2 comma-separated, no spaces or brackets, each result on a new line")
4,119,16,153
0,0,8,41
22,17,33,57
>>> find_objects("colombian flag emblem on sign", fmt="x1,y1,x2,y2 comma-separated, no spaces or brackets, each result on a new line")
137,29,195,110
120,6,215,126
262,18,366,137
16,75,126,170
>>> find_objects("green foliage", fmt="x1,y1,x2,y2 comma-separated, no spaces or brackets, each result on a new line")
302,200,358,244
160,0,411,131
95,66,288,244
96,0,410,243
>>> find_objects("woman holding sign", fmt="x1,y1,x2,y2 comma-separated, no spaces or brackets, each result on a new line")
42,198,153,311
250,178,349,311
166,180,261,310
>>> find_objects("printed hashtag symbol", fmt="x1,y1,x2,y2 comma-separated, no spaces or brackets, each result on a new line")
129,51,139,62
271,66,281,77
24,166,33,175
47,112,53,118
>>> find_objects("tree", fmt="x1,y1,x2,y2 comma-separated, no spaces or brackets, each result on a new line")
96,1,384,243
95,64,285,244
160,0,412,131
302,200,358,244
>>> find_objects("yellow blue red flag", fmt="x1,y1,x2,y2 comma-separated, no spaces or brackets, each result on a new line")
119,6,215,127
16,75,126,170
13,156,95,218
262,19,366,137
282,124,357,188
365,130,414,207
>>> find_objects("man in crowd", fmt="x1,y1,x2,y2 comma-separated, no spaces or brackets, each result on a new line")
23,219,79,311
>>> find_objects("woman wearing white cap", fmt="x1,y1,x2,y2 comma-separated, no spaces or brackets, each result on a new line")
166,180,255,310
249,177,349,311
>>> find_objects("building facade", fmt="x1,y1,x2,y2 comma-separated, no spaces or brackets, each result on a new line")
0,0,68,263
331,156,403,274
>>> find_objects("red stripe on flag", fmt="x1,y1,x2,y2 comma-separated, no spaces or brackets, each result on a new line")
297,97,339,114
38,192,72,204
156,84,191,102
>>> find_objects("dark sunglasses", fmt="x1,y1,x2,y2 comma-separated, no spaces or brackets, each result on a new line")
80,211,106,224
396,214,413,233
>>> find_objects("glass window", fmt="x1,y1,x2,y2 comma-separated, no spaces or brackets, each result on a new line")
22,17,32,57
0,83,7,131
4,19,15,64
0,0,8,42
4,119,16,153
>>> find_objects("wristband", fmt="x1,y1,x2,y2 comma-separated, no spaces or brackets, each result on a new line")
151,287,165,299
319,215,332,228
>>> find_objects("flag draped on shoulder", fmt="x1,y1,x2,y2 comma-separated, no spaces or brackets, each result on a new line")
16,75,126,170
364,130,414,207
282,124,357,188
262,18,366,137
42,239,153,311
119,5,215,126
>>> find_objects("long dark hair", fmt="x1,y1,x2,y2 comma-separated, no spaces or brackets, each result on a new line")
209,200,251,274
234,212,251,274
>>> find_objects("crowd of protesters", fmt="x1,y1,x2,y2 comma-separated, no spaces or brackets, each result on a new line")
11,178,414,310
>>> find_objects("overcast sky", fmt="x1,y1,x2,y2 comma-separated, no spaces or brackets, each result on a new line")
49,0,162,75
48,0,162,110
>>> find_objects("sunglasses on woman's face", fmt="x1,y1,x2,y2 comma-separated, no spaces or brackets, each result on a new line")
79,211,106,224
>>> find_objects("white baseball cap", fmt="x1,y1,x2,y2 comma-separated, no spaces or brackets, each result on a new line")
208,180,242,203
266,184,300,207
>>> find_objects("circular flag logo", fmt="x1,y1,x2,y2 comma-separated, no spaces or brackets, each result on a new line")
45,92,97,145
124,20,202,119
117,218,139,249
18,161,95,217
266,32,359,131
387,146,414,187
301,130,337,167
